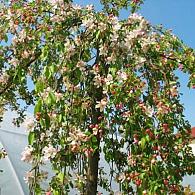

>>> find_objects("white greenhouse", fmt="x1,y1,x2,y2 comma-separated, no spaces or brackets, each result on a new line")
0,111,195,194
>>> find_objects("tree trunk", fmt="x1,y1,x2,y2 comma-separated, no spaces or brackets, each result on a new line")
86,150,100,195
85,48,104,195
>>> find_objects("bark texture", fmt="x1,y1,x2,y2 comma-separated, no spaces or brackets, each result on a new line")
86,150,100,195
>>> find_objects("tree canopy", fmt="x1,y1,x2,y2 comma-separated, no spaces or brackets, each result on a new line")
0,0,195,194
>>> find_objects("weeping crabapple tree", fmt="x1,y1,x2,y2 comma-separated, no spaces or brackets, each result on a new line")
1,0,195,194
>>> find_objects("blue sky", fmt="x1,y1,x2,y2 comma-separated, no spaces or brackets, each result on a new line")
3,0,194,126
140,0,195,127
74,0,195,126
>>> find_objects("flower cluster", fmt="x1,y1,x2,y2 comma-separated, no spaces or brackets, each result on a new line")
0,0,195,194
21,146,33,163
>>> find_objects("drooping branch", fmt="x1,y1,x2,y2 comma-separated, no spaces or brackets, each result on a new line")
0,52,41,96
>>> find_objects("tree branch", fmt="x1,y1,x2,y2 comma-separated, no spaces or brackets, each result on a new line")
0,52,41,95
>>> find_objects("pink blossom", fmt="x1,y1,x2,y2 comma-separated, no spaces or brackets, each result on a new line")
23,117,34,132
93,75,103,88
133,137,139,144
9,57,19,67
83,148,93,158
170,85,178,97
178,63,183,70
55,92,63,101
95,98,108,112
24,171,34,184
22,50,30,59
105,74,113,85
107,54,116,64
21,146,33,163
117,71,128,81
42,145,57,161
99,44,108,56
0,72,9,84
132,0,140,3
82,17,95,30
86,4,94,11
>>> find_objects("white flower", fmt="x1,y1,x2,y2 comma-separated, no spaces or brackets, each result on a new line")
24,171,34,184
117,71,128,81
107,53,116,64
82,18,94,29
40,133,46,142
170,85,178,97
18,29,26,42
137,57,146,64
141,36,156,52
145,106,154,117
65,40,75,57
9,20,18,33
98,22,107,32
0,72,9,84
105,74,113,85
110,32,119,43
128,13,143,22
93,75,103,88
39,170,48,182
117,172,126,183
125,29,144,49
48,0,63,7
50,15,64,22
95,98,107,112
23,117,34,132
86,4,94,11
76,60,86,71
110,16,121,31
156,102,170,115
75,36,81,46
12,36,18,46
21,146,33,163
42,145,57,161
9,57,19,67
72,4,81,10
99,44,108,56
40,87,51,100
55,92,63,101
48,0,56,5
6,9,12,20
22,50,30,59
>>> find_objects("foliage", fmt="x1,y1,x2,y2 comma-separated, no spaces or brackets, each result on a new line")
0,0,195,194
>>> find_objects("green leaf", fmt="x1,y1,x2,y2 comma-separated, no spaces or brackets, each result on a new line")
141,137,146,150
57,172,64,183
28,131,35,145
44,66,50,79
146,135,150,142
91,136,97,143
47,92,56,105
50,64,56,74
53,190,60,195
154,184,159,192
58,114,63,123
35,81,44,92
96,30,101,39
139,172,146,179
34,99,42,114
45,114,50,129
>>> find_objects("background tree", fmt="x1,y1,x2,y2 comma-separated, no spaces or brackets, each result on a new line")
0,0,195,194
